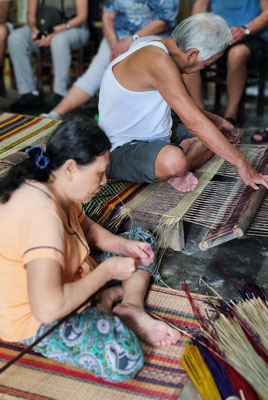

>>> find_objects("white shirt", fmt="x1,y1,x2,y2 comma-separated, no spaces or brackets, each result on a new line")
99,40,173,151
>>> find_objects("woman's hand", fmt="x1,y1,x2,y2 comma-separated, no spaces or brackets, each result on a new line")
103,257,137,280
110,36,133,61
119,239,154,266
35,32,55,47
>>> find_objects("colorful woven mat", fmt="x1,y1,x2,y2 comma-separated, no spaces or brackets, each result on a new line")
0,285,215,400
0,112,60,160
83,178,149,226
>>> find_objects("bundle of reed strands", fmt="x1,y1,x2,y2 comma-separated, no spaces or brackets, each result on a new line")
181,343,223,400
180,281,268,400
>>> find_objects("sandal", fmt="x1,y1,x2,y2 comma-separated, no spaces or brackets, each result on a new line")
251,127,268,144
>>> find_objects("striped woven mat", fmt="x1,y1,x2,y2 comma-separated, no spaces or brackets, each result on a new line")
0,285,215,400
83,179,149,227
0,112,60,160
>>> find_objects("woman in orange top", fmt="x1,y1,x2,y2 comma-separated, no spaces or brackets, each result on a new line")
0,115,180,382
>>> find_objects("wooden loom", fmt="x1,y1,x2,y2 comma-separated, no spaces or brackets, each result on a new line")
116,143,268,252
199,147,267,250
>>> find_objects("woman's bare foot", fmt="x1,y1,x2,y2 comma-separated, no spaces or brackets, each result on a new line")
113,303,181,346
179,137,199,153
168,171,199,192
96,286,123,313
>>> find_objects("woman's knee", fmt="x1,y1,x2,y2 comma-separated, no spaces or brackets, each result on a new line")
51,32,70,53
7,26,30,50
88,309,144,382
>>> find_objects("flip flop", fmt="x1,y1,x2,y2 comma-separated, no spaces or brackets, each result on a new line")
251,127,268,144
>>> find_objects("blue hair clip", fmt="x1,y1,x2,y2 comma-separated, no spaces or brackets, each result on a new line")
25,146,50,170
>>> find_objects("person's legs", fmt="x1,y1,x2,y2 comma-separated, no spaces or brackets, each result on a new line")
0,23,9,95
51,38,111,118
182,72,205,109
21,307,144,382
50,26,89,99
95,228,181,347
224,44,250,121
0,23,8,68
251,127,268,143
7,25,38,94
108,136,213,192
157,126,213,190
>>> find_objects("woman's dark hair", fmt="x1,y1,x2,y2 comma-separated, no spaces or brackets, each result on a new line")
0,115,111,203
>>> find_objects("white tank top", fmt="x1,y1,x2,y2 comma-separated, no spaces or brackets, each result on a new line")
99,41,172,151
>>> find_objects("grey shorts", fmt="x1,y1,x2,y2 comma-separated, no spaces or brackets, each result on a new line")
107,125,194,183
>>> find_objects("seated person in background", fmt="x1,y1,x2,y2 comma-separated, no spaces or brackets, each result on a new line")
0,116,181,383
0,0,12,96
7,0,90,112
42,0,180,120
99,13,268,193
251,10,268,143
184,0,268,125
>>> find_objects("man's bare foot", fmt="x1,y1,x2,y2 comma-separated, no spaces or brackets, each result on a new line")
168,171,199,192
113,303,181,346
179,137,199,153
96,286,123,313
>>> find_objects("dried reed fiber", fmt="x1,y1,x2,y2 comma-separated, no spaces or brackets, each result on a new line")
181,343,223,400
231,297,268,350
214,315,268,398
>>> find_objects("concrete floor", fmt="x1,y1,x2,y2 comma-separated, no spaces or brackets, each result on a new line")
1,85,267,400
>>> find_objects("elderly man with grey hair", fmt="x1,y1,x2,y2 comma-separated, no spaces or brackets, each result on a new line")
99,13,268,193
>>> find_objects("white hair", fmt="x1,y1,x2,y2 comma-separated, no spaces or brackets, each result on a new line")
171,13,232,61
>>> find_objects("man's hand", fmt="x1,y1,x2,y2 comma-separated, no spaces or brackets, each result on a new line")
212,114,238,143
230,26,246,44
237,161,268,190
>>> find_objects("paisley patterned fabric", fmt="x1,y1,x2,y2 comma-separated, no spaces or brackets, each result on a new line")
21,308,143,382
103,0,179,40
20,228,157,382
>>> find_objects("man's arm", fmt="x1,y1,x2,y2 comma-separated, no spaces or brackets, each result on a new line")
191,0,210,15
242,0,268,34
230,0,268,44
149,51,268,189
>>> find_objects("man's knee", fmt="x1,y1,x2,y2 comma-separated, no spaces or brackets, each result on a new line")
227,44,251,66
156,145,188,179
